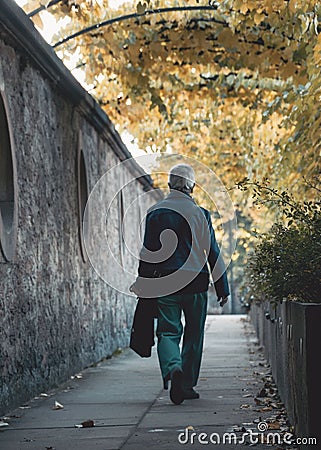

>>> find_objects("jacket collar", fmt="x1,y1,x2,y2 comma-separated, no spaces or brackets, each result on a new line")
166,190,195,202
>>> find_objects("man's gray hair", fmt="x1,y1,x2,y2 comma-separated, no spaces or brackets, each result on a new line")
168,164,195,193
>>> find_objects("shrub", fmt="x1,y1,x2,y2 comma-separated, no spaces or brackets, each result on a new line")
246,221,321,303
238,178,321,304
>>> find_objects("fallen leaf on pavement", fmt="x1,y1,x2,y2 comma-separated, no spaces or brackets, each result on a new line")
52,401,64,410
268,421,281,430
75,419,95,428
81,419,95,427
257,388,268,397
0,421,9,430
260,406,273,412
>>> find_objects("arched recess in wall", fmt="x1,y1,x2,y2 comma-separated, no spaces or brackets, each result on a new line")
77,132,89,263
118,189,125,265
0,90,18,262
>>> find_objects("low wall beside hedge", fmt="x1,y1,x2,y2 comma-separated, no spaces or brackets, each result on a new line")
250,300,321,448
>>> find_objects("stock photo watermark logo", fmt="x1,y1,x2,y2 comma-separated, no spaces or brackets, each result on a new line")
83,153,237,295
177,422,318,446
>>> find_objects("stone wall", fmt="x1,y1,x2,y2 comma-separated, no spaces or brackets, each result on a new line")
0,1,160,415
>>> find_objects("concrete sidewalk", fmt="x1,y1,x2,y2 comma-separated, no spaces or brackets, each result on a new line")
0,316,292,450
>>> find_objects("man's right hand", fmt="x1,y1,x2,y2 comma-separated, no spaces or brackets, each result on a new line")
217,296,229,307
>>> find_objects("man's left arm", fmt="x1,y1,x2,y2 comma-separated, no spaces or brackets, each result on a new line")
203,209,230,302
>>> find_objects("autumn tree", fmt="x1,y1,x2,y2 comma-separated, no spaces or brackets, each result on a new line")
22,0,321,301
23,1,319,191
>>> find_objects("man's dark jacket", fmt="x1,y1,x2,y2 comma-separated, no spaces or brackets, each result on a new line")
130,190,230,357
138,189,230,297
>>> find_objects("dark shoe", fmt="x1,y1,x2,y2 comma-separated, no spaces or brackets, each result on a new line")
163,373,170,390
183,388,200,400
169,368,184,405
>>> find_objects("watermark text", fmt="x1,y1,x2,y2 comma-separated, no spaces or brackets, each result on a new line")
178,423,317,446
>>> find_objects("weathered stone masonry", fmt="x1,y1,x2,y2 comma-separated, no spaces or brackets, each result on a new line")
0,1,160,414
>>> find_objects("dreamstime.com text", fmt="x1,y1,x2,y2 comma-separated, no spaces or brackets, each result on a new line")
177,423,318,446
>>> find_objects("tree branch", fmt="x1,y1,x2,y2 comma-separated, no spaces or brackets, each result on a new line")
28,0,64,18
52,6,225,48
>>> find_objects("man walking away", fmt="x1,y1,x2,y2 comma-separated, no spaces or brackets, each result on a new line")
130,164,230,405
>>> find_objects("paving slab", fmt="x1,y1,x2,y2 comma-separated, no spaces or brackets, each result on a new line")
0,426,133,450
0,315,291,450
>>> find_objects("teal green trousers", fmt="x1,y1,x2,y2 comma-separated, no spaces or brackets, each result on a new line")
156,292,208,390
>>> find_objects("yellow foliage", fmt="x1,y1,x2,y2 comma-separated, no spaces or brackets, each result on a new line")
22,0,321,221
